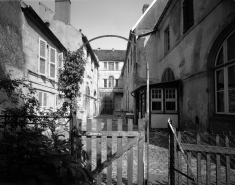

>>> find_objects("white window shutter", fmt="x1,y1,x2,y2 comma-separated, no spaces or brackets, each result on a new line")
49,47,56,79
39,39,47,75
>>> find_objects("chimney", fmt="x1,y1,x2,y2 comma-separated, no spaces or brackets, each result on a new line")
142,4,149,14
54,0,71,24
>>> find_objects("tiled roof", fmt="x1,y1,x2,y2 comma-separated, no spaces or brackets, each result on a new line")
93,50,126,61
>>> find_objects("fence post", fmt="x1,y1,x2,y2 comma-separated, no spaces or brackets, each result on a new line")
168,118,175,185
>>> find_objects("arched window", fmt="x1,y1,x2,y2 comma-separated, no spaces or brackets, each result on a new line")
161,68,175,82
108,76,114,88
215,30,235,114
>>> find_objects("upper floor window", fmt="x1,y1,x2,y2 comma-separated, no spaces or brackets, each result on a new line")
151,89,163,112
39,39,47,75
215,30,235,114
104,62,107,70
164,26,170,53
183,0,194,33
49,47,56,79
38,38,58,79
104,79,107,88
108,76,114,88
115,62,119,70
162,68,175,82
39,91,47,108
109,62,114,70
115,79,118,87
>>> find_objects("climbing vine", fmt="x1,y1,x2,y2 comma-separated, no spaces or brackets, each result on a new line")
0,49,92,184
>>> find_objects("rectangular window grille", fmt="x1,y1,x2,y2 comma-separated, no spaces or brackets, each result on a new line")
165,89,177,112
151,89,163,112
109,62,114,70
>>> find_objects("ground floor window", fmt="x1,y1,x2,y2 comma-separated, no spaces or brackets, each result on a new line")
151,88,177,113
103,97,113,109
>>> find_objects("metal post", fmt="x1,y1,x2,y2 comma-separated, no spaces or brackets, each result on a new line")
146,63,150,185
168,118,175,185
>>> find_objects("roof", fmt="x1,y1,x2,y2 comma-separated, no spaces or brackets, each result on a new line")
93,50,126,61
131,80,181,94
21,3,67,53
82,35,99,67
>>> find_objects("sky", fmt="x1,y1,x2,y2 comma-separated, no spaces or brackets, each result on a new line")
24,0,153,50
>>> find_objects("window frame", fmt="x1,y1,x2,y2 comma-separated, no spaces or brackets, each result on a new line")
38,38,47,76
165,88,177,113
183,0,194,34
57,52,63,78
115,62,119,70
109,62,114,70
104,62,107,70
151,88,163,113
164,26,170,53
38,91,48,108
214,30,235,115
108,76,114,88
49,46,57,79
104,79,107,88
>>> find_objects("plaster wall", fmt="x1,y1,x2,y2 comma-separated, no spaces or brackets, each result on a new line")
137,0,235,130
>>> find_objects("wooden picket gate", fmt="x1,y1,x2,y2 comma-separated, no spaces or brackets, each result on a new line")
73,118,145,185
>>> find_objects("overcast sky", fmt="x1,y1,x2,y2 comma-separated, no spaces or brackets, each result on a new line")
24,0,153,50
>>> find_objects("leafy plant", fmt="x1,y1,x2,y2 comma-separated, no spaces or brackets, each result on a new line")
0,49,92,184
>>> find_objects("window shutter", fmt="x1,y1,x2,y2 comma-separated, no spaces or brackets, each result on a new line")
39,91,42,106
39,39,47,75
43,92,47,107
49,47,56,79
58,52,63,77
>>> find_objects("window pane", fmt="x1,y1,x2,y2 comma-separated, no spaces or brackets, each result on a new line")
39,92,42,106
50,49,55,63
152,102,162,111
229,89,235,113
227,31,235,61
216,47,224,66
40,40,46,57
109,62,114,70
40,58,46,74
104,79,107,87
217,91,224,112
50,64,55,78
43,93,47,107
166,102,176,111
115,62,119,70
228,65,235,89
216,69,224,90
104,62,107,70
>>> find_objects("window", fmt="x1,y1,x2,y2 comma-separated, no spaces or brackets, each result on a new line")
215,31,235,114
115,79,118,87
49,47,56,79
162,68,175,82
164,26,170,53
104,62,107,70
183,0,194,33
108,76,114,88
39,38,47,75
104,79,107,88
165,89,177,112
151,89,163,112
104,98,113,109
151,88,177,113
115,62,119,70
58,52,63,76
38,91,48,108
109,62,114,70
